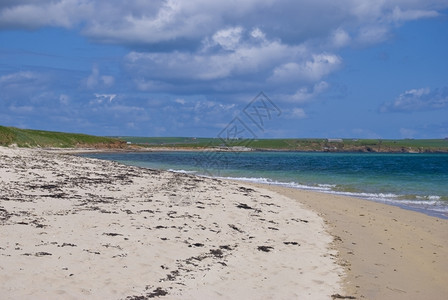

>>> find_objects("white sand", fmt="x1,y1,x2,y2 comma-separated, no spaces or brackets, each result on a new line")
0,147,343,299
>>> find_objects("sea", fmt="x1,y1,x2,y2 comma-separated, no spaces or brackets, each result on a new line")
81,151,448,219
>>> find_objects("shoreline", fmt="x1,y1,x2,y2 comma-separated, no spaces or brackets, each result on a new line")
0,147,344,299
40,146,448,154
223,178,448,221
250,182,448,299
70,148,448,220
1,147,447,299
80,149,448,298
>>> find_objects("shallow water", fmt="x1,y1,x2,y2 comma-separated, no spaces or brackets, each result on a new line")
82,151,448,219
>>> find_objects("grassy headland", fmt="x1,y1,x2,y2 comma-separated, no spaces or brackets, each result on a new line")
117,136,448,153
1,126,447,152
0,126,125,148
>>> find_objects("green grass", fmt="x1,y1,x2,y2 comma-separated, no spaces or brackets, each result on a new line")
0,126,124,148
0,126,15,146
2,127,447,152
115,137,223,147
117,136,448,152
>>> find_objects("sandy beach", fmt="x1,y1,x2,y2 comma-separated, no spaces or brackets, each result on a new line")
1,147,447,299
253,184,448,300
0,147,343,299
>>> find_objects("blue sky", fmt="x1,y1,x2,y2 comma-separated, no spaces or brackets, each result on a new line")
1,1,447,139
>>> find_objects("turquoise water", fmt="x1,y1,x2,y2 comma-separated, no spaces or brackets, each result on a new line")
82,151,448,219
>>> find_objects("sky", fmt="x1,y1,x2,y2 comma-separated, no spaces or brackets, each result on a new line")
0,0,448,139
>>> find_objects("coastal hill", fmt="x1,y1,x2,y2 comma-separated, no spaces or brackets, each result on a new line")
0,126,125,149
1,126,447,152
119,136,448,153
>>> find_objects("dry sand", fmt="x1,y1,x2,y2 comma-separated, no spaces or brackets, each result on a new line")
0,147,343,299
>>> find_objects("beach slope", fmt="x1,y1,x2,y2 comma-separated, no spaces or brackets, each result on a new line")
260,184,448,300
0,147,343,299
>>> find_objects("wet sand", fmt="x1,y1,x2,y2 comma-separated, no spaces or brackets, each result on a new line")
254,183,448,300
0,147,343,299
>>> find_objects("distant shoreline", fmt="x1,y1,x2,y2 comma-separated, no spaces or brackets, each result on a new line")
45,145,448,155
2,125,448,153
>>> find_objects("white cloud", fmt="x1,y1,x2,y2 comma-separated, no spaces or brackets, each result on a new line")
283,81,329,103
94,93,116,103
331,28,351,48
269,54,341,83
1,0,447,121
291,108,307,119
0,0,92,29
101,76,115,88
211,27,243,51
0,71,37,84
219,103,236,110
84,65,115,89
391,7,439,22
356,25,390,45
8,105,34,113
85,65,100,89
0,71,47,100
1,0,445,46
380,87,448,112
126,30,310,83
82,0,244,45
250,27,266,41
175,98,186,105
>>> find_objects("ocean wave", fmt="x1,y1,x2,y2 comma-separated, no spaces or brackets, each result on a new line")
221,175,448,215
417,195,441,201
220,176,335,191
167,169,197,174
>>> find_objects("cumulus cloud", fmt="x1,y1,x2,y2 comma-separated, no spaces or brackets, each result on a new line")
331,28,351,48
270,54,341,83
1,0,445,47
380,87,448,112
84,65,115,89
282,81,329,103
1,0,447,136
210,27,243,51
347,2,443,46
250,28,266,40
125,25,341,95
0,0,92,29
125,28,312,84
